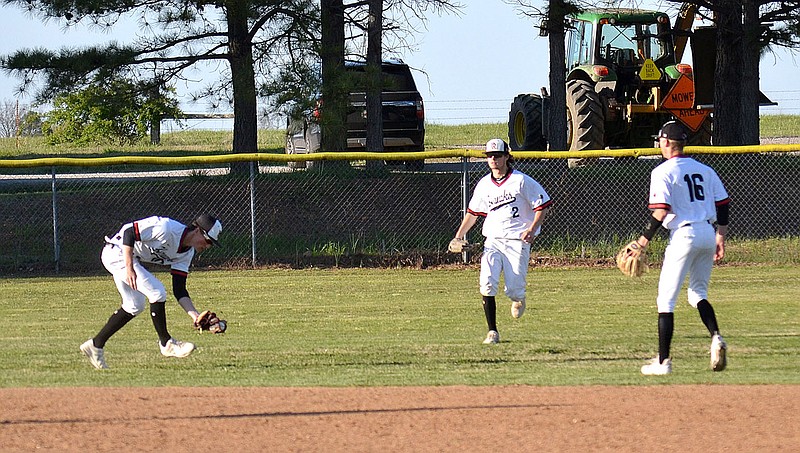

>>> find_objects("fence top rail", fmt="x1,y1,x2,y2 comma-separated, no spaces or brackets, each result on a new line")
2,145,800,168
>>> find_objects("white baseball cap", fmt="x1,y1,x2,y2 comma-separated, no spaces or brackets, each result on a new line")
484,138,510,154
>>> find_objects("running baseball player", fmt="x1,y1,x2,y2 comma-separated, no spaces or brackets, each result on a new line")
80,214,222,369
635,121,730,375
452,138,553,344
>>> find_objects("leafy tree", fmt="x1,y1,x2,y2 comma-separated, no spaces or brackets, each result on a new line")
740,0,800,144
320,0,348,155
265,0,460,162
663,0,800,145
365,0,384,157
0,100,43,137
712,0,745,145
1,0,458,163
1,0,319,159
43,77,181,145
507,0,582,152
19,110,44,137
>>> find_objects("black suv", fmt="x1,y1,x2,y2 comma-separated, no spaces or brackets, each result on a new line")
285,59,425,170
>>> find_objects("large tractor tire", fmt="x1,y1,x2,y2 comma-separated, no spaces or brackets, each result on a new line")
566,80,605,168
566,80,605,151
508,94,547,150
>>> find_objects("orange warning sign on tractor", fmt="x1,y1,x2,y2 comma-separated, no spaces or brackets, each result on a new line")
662,75,710,132
671,107,710,132
662,75,695,109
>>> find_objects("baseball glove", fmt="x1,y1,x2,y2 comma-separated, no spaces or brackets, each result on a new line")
194,310,227,334
448,238,480,253
616,241,648,277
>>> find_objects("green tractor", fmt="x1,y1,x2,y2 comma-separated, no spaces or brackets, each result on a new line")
508,8,712,153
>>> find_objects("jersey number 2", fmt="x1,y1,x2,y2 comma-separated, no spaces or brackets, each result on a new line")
683,174,705,202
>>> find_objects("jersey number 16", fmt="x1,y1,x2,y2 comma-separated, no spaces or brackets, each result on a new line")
683,173,705,202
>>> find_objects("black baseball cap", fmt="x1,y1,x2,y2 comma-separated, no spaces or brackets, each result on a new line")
194,214,222,246
658,121,688,141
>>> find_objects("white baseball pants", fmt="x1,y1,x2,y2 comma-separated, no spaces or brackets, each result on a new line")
101,244,167,316
479,237,530,302
656,223,716,313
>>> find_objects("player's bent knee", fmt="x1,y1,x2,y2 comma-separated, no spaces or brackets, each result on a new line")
147,290,168,303
687,298,704,308
687,292,707,308
125,302,147,316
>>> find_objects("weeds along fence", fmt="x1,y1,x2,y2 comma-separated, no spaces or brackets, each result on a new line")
1,146,800,275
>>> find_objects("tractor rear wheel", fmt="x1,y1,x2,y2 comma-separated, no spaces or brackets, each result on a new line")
566,80,604,151
508,94,547,150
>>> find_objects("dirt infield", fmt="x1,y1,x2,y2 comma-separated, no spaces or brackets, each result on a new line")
1,385,797,452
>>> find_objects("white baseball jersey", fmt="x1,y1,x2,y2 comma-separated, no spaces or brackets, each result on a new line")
105,216,195,275
648,156,730,229
468,169,552,239
648,156,730,312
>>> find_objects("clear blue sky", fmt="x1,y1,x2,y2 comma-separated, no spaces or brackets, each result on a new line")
1,1,798,126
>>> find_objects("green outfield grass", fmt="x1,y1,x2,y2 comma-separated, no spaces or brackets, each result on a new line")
1,265,797,387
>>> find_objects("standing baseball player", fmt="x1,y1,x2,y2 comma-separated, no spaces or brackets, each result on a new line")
80,214,222,369
636,121,730,375
452,138,552,344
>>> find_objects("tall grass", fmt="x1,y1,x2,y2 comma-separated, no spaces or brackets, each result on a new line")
760,114,800,137
424,123,507,148
0,128,286,158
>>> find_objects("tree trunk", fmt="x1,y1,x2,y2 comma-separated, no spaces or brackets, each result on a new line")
547,0,568,151
227,0,258,174
365,0,384,171
740,0,760,145
321,0,348,157
713,0,744,146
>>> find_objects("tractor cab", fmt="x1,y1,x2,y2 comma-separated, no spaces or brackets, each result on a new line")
566,10,684,100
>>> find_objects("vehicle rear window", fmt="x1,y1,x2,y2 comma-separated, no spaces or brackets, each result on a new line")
347,65,417,92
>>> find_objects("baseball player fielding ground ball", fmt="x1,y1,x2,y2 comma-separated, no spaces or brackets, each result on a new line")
80,214,223,370
451,139,553,344
636,121,731,375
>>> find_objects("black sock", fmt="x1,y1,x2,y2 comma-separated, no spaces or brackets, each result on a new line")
150,302,172,346
658,312,674,363
94,308,135,349
482,295,497,332
696,299,720,336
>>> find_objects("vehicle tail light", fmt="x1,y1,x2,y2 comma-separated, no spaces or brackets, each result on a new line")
313,99,322,119
416,99,424,120
676,64,693,75
592,66,609,77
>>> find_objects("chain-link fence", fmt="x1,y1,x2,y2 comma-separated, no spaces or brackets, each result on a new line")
2,147,799,275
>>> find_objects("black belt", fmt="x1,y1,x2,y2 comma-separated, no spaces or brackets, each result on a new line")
678,220,712,228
